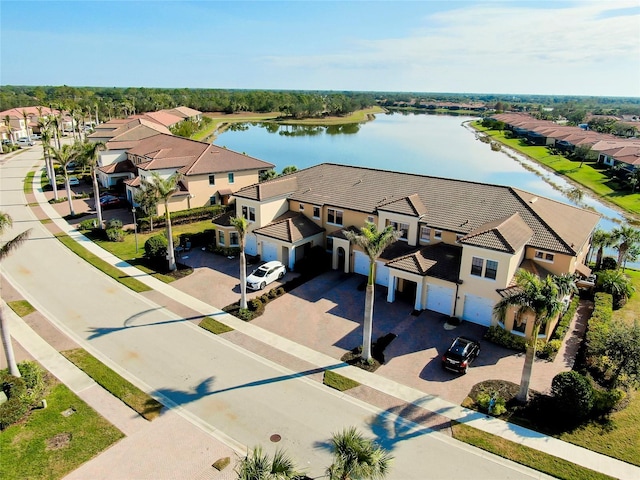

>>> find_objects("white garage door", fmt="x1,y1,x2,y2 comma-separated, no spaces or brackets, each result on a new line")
462,294,494,326
354,252,388,286
245,234,257,256
426,284,454,315
262,241,278,262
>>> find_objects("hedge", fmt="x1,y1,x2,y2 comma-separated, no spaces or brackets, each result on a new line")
585,292,613,361
139,205,227,231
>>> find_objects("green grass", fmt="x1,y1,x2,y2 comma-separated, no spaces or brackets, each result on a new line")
61,348,163,421
54,233,151,292
451,422,616,480
0,380,123,480
24,171,35,194
613,269,640,325
199,316,234,334
474,123,640,217
323,370,361,392
7,300,35,317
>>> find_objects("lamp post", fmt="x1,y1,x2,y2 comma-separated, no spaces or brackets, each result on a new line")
132,206,138,253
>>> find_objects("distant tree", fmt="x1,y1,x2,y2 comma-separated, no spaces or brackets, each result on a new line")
281,165,298,176
260,169,278,182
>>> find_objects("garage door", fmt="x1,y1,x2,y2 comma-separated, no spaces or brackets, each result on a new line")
245,234,257,256
354,252,388,286
462,294,494,326
262,241,278,262
426,284,454,315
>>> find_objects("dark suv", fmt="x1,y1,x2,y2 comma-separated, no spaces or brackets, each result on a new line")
441,336,480,374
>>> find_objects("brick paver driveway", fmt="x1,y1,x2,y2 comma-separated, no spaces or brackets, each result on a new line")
249,270,573,404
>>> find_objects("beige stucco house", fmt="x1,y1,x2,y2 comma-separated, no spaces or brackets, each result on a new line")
218,163,600,340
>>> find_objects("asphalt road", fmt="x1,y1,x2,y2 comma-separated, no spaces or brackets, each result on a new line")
0,145,550,479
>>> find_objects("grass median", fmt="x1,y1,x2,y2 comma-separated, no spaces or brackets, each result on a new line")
61,348,163,421
54,233,151,292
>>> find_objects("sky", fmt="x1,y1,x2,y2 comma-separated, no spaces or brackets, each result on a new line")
1,0,639,97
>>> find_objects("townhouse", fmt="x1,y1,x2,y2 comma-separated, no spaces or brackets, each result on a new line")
217,163,600,340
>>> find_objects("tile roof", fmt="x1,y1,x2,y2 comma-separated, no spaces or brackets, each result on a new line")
98,159,137,175
460,213,534,253
235,163,600,256
181,145,274,176
377,193,427,217
162,106,202,119
135,111,183,127
253,212,324,243
212,211,234,227
386,243,462,282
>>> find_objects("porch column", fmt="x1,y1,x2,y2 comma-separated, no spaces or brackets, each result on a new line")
413,282,424,310
288,246,296,270
387,275,396,303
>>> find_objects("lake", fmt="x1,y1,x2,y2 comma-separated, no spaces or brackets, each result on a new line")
214,113,637,266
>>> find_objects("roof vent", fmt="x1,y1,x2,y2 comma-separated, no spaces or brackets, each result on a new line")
530,197,538,203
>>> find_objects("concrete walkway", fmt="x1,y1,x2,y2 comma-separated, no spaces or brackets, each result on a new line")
2,149,638,479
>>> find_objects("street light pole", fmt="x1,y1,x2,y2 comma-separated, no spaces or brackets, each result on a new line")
132,207,138,253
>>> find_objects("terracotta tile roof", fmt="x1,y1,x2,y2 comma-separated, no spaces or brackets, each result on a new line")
163,106,202,119
98,159,137,175
253,212,324,242
89,118,171,143
386,243,462,282
133,112,183,127
124,176,141,187
181,145,274,176
377,193,427,217
236,163,600,256
127,134,209,169
460,213,533,253
0,106,60,118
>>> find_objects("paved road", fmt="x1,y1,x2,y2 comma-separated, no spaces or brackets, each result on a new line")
1,146,553,479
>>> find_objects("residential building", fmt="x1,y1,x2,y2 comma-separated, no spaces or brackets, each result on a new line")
218,163,600,340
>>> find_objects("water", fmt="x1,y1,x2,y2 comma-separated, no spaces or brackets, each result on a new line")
214,113,635,265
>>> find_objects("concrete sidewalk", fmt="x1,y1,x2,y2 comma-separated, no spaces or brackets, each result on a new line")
4,160,637,479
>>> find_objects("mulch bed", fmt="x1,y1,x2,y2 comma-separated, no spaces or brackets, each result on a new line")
341,333,397,372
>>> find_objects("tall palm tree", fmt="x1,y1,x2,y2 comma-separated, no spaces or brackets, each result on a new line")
146,172,181,271
79,141,106,228
230,216,250,310
236,446,301,480
0,212,31,377
21,110,31,139
344,222,401,362
133,182,158,232
38,117,59,200
494,270,564,402
326,426,393,480
51,143,81,216
611,225,640,269
590,228,615,270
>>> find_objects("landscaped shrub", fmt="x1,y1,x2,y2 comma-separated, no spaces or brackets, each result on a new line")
541,339,562,359
551,297,579,342
484,326,527,351
0,373,29,430
551,371,594,424
592,388,625,417
236,308,253,321
17,361,45,404
268,288,279,299
144,234,168,259
106,219,122,229
248,298,264,313
79,218,99,230
106,227,124,242
476,391,507,416
600,257,618,271
585,292,613,366
143,205,227,230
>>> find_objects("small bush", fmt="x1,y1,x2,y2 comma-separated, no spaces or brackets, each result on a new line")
551,297,579,342
260,294,269,304
268,288,279,299
600,257,617,270
475,391,507,416
276,287,285,296
106,219,122,229
541,339,562,358
17,361,45,403
236,308,253,321
0,373,29,429
248,298,264,313
484,326,526,351
592,388,625,417
551,371,594,424
106,227,124,242
144,234,168,259
79,218,99,230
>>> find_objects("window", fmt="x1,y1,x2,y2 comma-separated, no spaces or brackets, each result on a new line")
387,220,409,240
535,250,554,262
218,230,225,246
242,205,256,222
434,230,442,240
485,260,498,280
228,172,234,184
230,232,239,246
208,175,215,185
313,206,320,219
209,195,217,206
326,237,334,251
299,203,305,211
327,208,343,226
471,257,484,276
420,226,431,242
367,216,375,224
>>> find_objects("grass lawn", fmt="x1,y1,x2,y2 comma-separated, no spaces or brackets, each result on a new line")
199,316,234,334
451,423,615,480
323,370,360,392
474,123,640,218
7,299,36,317
54,233,151,292
613,268,640,325
0,379,123,480
61,348,163,421
24,171,35,194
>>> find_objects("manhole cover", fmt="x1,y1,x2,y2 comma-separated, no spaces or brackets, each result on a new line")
269,434,281,443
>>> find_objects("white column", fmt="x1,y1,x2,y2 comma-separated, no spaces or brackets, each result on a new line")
288,246,296,270
387,275,396,303
413,282,424,310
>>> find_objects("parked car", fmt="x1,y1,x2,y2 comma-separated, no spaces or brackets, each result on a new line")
30,134,41,140
68,176,80,186
441,336,480,374
246,261,286,290
99,195,126,209
17,137,34,147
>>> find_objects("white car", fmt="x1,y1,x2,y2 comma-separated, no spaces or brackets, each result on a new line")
17,137,34,147
246,261,286,290
68,176,80,186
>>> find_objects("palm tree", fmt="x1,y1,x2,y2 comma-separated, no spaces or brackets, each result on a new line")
590,228,616,270
611,225,640,270
597,269,635,309
236,446,301,480
230,216,250,310
79,141,106,228
494,270,564,402
39,117,59,200
146,172,181,271
133,182,158,232
326,426,393,480
51,143,81,216
0,212,31,377
344,222,401,362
